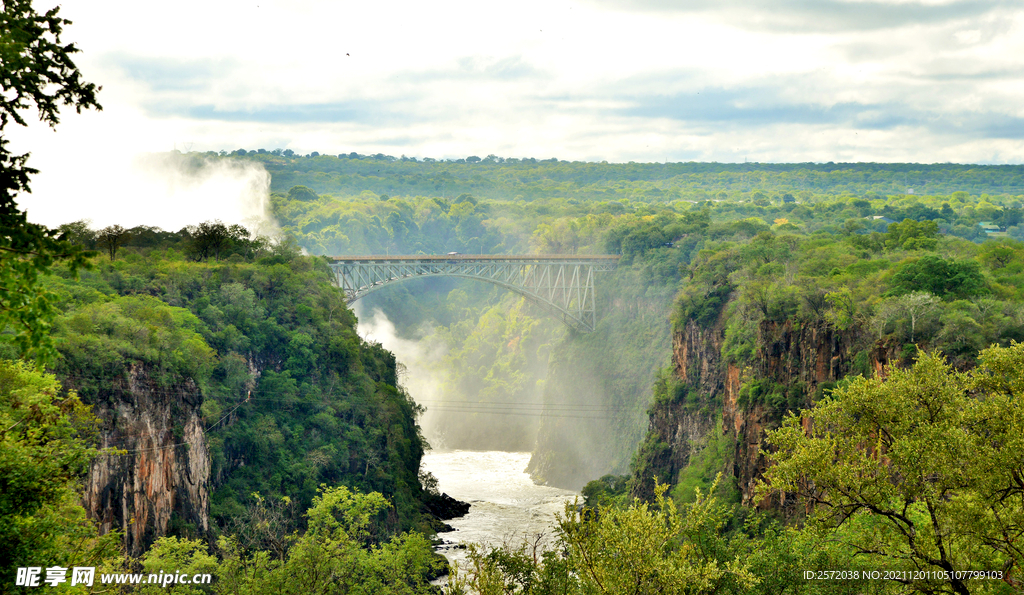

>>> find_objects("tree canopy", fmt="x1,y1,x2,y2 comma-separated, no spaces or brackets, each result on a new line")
887,255,988,300
761,346,1024,594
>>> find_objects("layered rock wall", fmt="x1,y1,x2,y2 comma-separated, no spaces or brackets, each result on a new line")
635,311,895,506
72,364,210,556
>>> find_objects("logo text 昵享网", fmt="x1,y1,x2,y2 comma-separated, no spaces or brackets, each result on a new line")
15,567,212,587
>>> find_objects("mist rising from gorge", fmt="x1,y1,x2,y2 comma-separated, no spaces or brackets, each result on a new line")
354,306,450,448
354,301,552,454
26,151,279,235
344,267,663,491
133,153,281,235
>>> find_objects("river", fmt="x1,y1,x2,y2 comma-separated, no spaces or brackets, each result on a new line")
421,450,579,572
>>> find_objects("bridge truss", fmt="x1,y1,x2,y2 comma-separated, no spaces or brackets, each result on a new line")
328,255,619,332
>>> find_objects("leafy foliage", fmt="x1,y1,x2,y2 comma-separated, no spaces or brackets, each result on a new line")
96,224,129,261
449,480,758,595
762,347,1024,593
139,486,442,595
884,218,939,251
0,0,100,130
887,255,988,299
0,360,119,584
186,220,263,262
52,294,217,397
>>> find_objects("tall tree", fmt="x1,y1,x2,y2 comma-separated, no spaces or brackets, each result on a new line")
761,347,1024,594
888,255,988,300
96,224,128,260
187,220,252,261
1,0,101,362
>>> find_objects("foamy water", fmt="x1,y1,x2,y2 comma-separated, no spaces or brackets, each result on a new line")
422,450,578,572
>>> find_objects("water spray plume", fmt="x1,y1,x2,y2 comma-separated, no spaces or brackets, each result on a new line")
354,306,449,448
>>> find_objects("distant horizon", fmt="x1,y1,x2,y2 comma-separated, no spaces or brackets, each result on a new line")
172,149,1024,168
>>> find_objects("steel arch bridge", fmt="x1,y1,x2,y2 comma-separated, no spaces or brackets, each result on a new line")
328,255,620,332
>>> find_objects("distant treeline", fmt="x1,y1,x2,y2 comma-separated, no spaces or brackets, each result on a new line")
178,150,1024,200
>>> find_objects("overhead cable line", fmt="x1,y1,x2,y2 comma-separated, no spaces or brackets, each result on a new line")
415,399,635,411
421,408,622,420
96,391,251,457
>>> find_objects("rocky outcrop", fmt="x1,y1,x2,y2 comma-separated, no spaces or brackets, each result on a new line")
424,491,471,534
629,318,729,500
754,320,858,392
634,311,896,506
72,364,210,556
630,405,717,502
731,320,856,506
673,318,728,393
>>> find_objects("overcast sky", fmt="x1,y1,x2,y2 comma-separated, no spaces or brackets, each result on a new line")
8,0,1024,228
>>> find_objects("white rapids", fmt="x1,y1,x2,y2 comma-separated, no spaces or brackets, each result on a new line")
422,450,579,572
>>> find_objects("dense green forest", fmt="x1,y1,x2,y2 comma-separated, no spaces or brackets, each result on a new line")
1,236,452,592
237,149,1024,492
44,242,436,532
208,149,1024,198
627,213,1024,503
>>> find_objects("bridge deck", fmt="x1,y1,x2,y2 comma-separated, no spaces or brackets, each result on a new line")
329,254,620,262
328,254,618,332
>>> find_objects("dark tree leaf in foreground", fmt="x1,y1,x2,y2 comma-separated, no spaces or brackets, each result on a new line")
1,0,101,362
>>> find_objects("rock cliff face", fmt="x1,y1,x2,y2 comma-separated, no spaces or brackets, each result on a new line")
634,311,894,506
70,364,210,556
728,320,859,505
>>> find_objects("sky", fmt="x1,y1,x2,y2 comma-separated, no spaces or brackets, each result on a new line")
7,0,1024,228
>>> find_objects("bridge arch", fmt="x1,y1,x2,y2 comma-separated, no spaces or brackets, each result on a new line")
328,255,619,333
